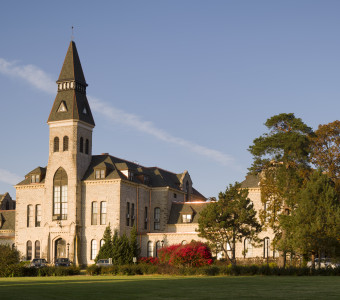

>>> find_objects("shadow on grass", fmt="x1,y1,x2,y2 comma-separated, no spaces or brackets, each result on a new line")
1,276,340,299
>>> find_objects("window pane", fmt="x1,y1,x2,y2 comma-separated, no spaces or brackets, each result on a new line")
36,205,41,227
27,241,32,260
100,202,107,225
54,186,61,215
100,169,105,178
147,241,153,257
95,170,100,179
27,205,33,227
35,241,40,259
61,185,68,220
92,202,98,225
91,240,97,260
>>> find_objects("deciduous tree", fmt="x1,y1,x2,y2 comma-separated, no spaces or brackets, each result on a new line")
280,170,340,268
197,182,261,265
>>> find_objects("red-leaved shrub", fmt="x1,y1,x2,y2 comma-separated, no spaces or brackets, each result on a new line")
138,257,159,265
158,241,213,267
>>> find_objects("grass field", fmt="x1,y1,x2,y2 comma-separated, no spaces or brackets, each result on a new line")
1,275,340,299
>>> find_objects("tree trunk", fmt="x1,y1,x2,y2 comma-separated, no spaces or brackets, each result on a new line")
232,233,236,265
311,251,316,269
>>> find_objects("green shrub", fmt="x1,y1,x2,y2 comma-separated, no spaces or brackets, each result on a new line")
86,264,101,275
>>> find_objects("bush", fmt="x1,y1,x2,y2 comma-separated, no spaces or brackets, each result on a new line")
138,257,159,265
158,241,213,267
0,245,20,269
0,265,80,277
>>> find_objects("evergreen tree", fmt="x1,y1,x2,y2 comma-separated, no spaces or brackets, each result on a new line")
248,113,313,259
130,226,140,259
95,225,113,262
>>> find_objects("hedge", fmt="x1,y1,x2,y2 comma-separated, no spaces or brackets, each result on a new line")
85,263,340,276
0,265,80,277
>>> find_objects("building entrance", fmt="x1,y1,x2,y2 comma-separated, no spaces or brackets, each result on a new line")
55,238,66,259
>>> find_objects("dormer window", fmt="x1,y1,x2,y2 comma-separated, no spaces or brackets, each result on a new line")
129,172,134,181
57,101,67,112
182,214,192,223
95,169,106,179
31,174,40,183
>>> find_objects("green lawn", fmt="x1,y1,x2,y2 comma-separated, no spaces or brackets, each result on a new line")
1,275,340,299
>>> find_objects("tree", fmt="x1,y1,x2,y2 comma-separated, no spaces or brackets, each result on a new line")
129,226,140,259
0,245,20,269
197,182,261,265
310,121,340,190
280,170,340,268
248,113,313,253
95,225,113,262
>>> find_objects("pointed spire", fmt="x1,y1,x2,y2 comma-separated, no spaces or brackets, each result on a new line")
57,41,87,85
48,41,95,126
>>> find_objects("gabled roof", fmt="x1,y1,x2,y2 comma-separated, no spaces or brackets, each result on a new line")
47,41,95,126
168,202,209,224
0,210,15,231
16,167,46,185
240,174,260,188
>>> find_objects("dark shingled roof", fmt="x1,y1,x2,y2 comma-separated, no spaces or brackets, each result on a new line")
58,41,86,84
240,174,260,188
0,210,15,231
168,202,209,224
83,154,206,196
48,41,95,126
16,167,46,185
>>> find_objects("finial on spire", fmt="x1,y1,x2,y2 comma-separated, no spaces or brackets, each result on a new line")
71,26,74,41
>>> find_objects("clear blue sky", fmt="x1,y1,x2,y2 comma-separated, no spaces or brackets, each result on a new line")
1,0,340,198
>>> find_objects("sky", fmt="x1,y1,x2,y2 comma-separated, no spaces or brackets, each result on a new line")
1,1,340,199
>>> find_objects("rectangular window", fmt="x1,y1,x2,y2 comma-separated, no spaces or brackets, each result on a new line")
100,201,106,225
144,207,148,230
100,169,105,179
61,185,68,220
126,202,130,226
27,205,33,227
154,207,160,230
35,205,41,227
53,186,61,216
95,170,100,179
131,203,135,227
92,202,98,225
182,214,192,223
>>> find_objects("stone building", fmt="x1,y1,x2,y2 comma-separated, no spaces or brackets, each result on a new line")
14,41,277,265
0,193,15,246
14,41,207,265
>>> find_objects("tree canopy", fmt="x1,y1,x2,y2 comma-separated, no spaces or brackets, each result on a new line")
248,113,314,249
197,182,261,264
280,170,340,268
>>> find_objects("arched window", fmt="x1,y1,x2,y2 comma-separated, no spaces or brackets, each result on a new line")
54,137,59,152
79,137,84,153
147,241,153,257
27,240,32,260
91,202,98,225
27,205,33,227
155,241,162,257
85,139,89,154
100,239,105,248
181,240,187,245
154,207,160,230
264,237,270,258
35,241,40,259
91,240,97,260
244,238,253,258
63,136,69,151
53,168,68,220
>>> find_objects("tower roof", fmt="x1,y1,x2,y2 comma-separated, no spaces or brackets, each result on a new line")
57,41,86,85
48,41,95,126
